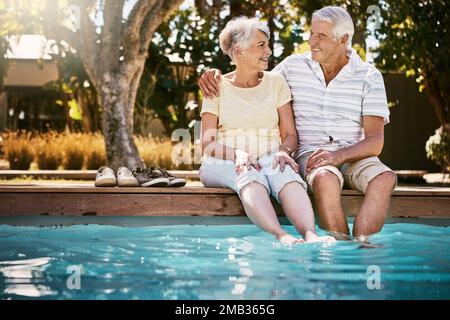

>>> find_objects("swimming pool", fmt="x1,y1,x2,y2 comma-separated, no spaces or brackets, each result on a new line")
0,217,449,300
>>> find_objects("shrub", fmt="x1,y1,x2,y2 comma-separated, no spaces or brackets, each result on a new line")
426,126,450,173
2,132,35,170
34,132,63,170
135,136,174,169
63,142,85,170
1,131,197,171
85,133,107,170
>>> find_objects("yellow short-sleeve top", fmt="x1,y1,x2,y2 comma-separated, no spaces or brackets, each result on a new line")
200,71,292,159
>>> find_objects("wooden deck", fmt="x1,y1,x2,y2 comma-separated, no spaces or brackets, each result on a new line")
0,184,449,218
0,170,200,180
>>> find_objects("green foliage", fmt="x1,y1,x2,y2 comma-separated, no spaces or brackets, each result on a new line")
374,0,450,126
426,126,450,173
140,1,308,133
0,0,47,36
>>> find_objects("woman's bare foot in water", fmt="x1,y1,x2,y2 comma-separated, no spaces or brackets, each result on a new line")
304,231,337,243
276,233,305,245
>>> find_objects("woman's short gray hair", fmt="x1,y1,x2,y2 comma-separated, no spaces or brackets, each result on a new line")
312,6,354,46
219,16,270,61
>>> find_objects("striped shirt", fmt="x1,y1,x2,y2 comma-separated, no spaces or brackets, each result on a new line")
272,47,389,160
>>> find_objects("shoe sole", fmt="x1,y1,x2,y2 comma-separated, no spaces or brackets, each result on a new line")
95,178,117,187
117,178,140,187
141,177,170,187
168,178,186,187
118,182,139,187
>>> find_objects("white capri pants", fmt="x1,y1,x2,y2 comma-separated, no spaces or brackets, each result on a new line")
199,152,307,202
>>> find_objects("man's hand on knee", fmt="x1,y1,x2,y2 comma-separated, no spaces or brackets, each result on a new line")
306,149,343,173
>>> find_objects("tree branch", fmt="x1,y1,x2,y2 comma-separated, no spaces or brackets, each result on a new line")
100,0,125,74
140,0,184,54
42,0,82,51
123,0,157,52
77,2,101,86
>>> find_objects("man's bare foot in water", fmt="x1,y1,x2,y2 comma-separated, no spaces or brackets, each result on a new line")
305,231,337,243
328,231,352,241
353,235,383,249
276,233,305,245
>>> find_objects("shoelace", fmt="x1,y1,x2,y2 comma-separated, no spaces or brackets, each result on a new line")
119,169,133,178
145,168,164,179
154,167,173,178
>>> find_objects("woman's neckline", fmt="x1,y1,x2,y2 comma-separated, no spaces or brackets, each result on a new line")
222,71,266,90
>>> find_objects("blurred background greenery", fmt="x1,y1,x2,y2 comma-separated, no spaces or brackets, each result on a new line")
0,0,448,172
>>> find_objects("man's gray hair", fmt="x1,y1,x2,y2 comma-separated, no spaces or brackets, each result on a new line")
219,16,270,61
312,6,354,46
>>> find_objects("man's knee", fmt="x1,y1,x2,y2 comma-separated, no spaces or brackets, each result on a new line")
313,170,341,187
370,171,397,191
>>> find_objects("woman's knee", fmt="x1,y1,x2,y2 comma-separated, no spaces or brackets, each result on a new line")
240,181,268,193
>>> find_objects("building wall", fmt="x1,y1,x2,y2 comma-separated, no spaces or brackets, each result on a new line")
380,72,441,172
4,59,58,87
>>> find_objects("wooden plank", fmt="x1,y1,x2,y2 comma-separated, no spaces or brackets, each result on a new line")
0,192,449,217
0,186,237,194
0,185,449,196
0,170,97,180
340,196,450,218
0,193,245,217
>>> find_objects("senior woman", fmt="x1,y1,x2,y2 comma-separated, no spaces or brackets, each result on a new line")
199,17,335,244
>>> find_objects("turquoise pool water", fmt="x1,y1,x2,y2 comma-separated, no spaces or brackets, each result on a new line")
0,219,449,300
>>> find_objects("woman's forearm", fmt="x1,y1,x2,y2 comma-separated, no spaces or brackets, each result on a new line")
280,133,297,155
203,141,236,161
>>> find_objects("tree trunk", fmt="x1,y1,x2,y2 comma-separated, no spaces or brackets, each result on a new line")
99,71,144,170
44,0,184,168
123,62,146,131
97,60,147,169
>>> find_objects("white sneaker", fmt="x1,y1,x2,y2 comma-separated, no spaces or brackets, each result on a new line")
116,167,139,187
95,166,117,187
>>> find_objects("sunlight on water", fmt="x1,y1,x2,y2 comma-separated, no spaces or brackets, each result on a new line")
0,222,449,300
0,257,56,298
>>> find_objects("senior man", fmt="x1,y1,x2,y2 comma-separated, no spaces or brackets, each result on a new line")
199,6,397,239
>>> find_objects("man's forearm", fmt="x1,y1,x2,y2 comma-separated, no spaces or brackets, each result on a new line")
335,136,384,164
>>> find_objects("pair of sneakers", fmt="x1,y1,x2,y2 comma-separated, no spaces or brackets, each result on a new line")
95,166,139,187
132,167,186,187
